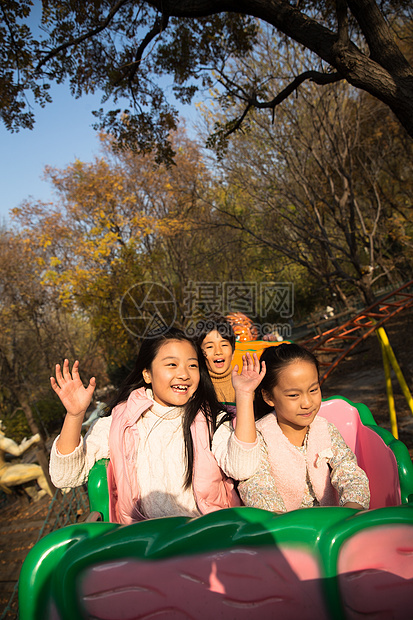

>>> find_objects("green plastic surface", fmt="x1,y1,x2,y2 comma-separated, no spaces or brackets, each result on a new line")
20,395,412,619
18,505,413,620
87,457,110,521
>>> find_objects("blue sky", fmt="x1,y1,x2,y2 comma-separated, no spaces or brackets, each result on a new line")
0,82,198,224
0,84,107,222
0,2,108,221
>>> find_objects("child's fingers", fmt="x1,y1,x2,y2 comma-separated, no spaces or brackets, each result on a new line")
252,352,260,371
50,377,59,392
62,359,71,381
245,352,253,368
71,360,80,379
260,360,266,377
86,377,96,395
54,363,63,386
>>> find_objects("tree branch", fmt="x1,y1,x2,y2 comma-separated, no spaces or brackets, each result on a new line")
225,102,254,135
335,0,349,47
346,0,412,75
222,70,343,139
34,0,131,73
146,1,413,137
115,12,170,87
250,70,343,110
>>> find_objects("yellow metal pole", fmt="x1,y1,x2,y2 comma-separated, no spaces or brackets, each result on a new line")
377,326,413,417
378,337,398,439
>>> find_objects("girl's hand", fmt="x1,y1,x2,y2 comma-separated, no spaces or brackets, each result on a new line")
232,352,266,395
50,359,96,419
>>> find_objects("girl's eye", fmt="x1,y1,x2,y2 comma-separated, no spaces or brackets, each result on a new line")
287,393,298,398
310,387,320,393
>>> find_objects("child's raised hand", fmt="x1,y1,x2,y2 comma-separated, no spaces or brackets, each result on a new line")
232,352,266,395
50,359,96,419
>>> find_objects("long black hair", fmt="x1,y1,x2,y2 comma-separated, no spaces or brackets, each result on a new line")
254,343,320,420
106,328,230,488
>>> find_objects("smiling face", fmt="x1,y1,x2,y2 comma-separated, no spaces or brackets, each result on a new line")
263,360,322,440
201,330,234,375
143,340,200,408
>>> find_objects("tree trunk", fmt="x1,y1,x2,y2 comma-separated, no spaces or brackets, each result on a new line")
358,274,377,307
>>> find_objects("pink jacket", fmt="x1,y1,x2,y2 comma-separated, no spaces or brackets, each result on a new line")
107,387,241,524
256,413,338,512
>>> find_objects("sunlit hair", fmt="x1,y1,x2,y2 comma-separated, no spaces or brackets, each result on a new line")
195,314,236,351
106,327,230,488
254,343,320,420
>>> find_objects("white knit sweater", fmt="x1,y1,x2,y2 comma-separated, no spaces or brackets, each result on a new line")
49,396,260,518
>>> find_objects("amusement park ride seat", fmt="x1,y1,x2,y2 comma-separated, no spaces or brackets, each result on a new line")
18,396,413,620
318,396,410,508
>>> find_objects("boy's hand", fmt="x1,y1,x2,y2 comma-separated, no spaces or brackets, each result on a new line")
50,359,95,419
232,352,266,395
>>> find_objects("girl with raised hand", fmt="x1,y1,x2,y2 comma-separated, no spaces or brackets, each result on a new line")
49,328,246,524
221,343,370,513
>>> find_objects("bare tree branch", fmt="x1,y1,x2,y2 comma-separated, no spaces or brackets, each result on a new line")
221,70,343,139
252,70,343,110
